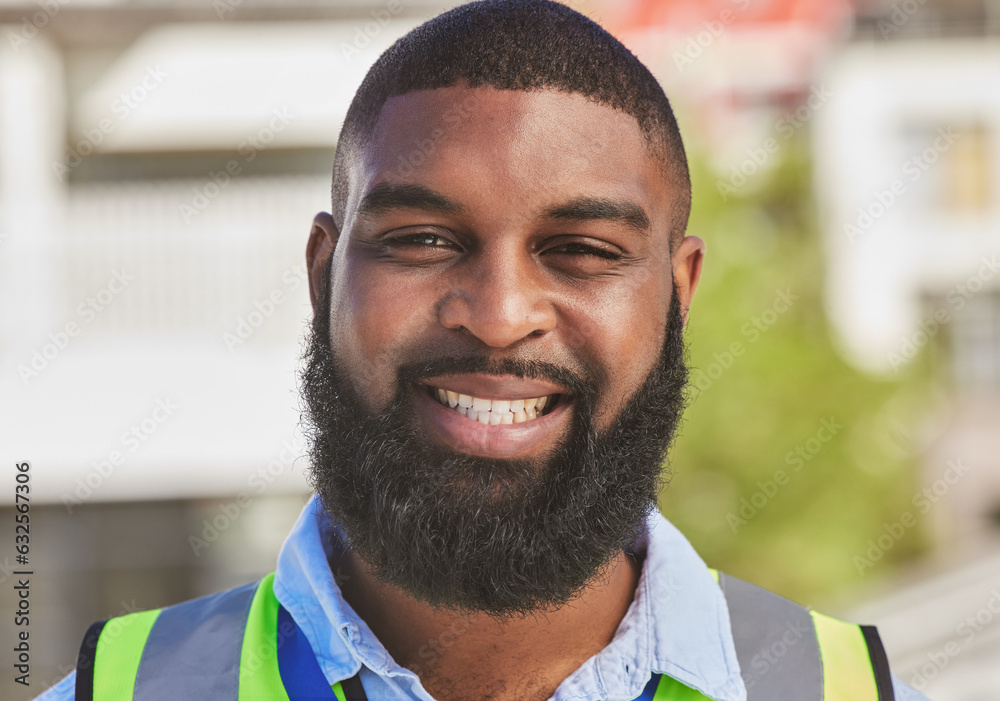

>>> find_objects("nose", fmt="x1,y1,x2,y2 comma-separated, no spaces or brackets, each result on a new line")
437,250,556,348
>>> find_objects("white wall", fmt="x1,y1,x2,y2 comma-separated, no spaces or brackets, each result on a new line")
0,18,429,505
814,39,1000,375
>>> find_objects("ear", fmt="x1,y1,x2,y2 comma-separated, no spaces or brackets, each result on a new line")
306,212,340,312
671,235,705,326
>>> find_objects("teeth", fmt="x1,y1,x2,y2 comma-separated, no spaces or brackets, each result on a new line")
430,386,556,425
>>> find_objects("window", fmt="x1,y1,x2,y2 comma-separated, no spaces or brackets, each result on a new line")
951,289,1000,393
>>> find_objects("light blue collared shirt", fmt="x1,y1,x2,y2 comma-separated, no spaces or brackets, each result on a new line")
36,495,927,700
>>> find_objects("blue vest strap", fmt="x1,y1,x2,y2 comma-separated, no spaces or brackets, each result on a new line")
276,604,339,699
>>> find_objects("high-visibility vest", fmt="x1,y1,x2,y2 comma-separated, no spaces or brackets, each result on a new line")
74,570,895,701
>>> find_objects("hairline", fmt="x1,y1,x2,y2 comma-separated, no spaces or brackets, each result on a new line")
333,84,691,252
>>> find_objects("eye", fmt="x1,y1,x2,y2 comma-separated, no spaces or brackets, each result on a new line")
387,232,455,248
540,236,628,277
376,228,462,264
548,242,623,260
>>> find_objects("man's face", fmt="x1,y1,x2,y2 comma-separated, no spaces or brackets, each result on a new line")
328,86,687,434
304,85,703,616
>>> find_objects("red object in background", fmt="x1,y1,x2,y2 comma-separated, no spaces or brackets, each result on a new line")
609,0,854,32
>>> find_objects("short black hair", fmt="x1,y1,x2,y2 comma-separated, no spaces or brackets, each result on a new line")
331,0,691,245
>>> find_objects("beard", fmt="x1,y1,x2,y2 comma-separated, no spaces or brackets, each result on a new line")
300,281,690,619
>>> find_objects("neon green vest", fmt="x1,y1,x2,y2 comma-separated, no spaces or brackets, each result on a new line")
74,570,894,700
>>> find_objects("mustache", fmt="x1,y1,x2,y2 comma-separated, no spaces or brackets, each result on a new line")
395,355,600,403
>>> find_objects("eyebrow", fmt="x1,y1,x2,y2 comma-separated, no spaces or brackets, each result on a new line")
356,185,651,238
542,197,651,237
356,183,465,219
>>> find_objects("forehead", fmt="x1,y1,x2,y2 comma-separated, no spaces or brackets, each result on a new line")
344,85,672,236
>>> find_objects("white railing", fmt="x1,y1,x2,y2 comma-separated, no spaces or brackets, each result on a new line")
61,174,329,345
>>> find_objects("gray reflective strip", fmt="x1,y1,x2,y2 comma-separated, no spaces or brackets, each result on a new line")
133,580,259,701
718,573,823,700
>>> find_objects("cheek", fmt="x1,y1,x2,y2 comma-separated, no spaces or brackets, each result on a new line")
330,258,438,407
568,273,668,429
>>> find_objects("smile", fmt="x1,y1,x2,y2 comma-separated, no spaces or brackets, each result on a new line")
428,387,559,425
415,374,572,458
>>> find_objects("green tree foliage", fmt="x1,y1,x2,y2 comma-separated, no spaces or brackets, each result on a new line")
660,138,931,606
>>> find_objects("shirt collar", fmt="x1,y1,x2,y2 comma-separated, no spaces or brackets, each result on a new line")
571,508,746,701
273,495,745,701
272,497,417,684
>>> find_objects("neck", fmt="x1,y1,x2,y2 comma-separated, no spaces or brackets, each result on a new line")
336,548,642,701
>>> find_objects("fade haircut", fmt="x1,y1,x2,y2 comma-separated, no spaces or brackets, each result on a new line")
331,0,692,246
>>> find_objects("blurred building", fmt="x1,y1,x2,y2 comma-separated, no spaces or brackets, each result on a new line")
850,550,1000,700
595,0,1000,695
0,0,453,506
602,0,854,164
1,0,997,699
0,2,453,697
815,0,1000,698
